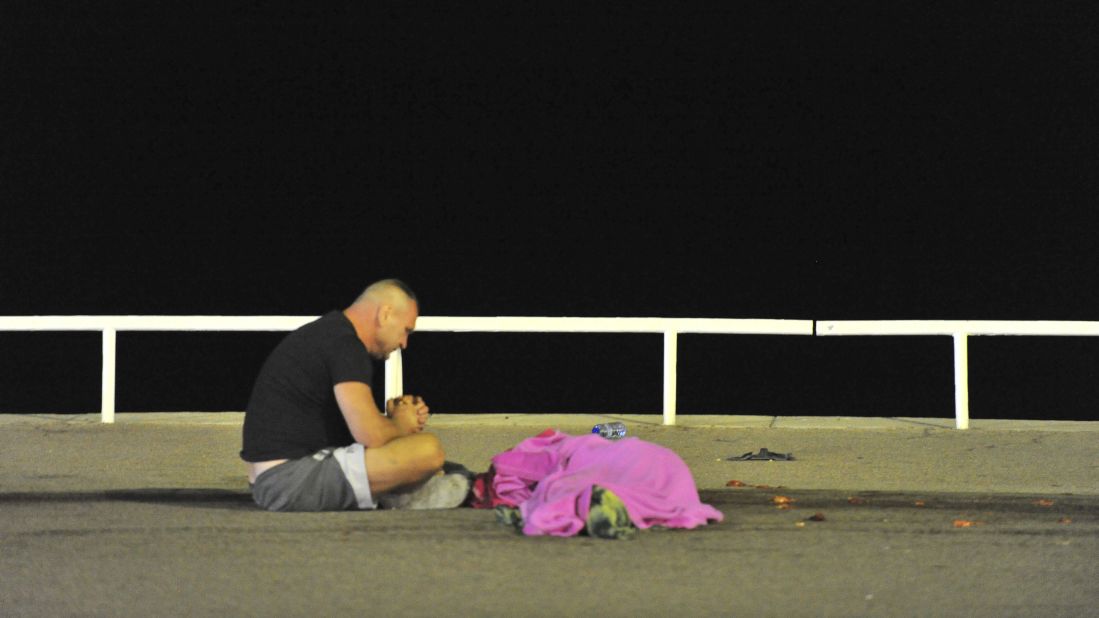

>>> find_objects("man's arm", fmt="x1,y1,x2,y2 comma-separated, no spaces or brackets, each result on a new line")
333,382,418,448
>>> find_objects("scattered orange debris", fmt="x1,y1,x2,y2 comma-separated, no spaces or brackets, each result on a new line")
1034,499,1055,507
774,495,795,510
953,519,984,528
808,512,826,521
1058,517,1072,524
914,500,926,507
722,480,789,490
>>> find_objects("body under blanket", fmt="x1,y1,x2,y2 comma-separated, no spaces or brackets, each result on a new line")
474,428,723,537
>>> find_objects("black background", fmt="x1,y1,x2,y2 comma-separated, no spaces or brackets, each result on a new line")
2,3,1097,419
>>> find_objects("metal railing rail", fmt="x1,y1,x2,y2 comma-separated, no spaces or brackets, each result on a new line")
816,320,1099,429
0,315,814,425
6,316,1097,428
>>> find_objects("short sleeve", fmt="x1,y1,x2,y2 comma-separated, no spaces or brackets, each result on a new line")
325,332,375,386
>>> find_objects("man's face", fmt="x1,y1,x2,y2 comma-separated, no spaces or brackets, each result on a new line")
372,301,418,360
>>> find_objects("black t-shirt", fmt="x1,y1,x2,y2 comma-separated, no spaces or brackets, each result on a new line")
240,311,375,461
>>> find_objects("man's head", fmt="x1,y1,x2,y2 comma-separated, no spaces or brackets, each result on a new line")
344,279,419,360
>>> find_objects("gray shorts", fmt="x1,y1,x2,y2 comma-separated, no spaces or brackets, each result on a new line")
251,444,376,512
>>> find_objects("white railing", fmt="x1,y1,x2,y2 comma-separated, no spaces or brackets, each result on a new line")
0,315,813,426
4,316,1097,428
817,320,1099,429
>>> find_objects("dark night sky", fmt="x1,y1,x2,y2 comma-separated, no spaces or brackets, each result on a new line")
2,3,1098,419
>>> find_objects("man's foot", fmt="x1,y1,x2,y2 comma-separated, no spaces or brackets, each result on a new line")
585,485,637,540
442,460,476,482
378,472,471,510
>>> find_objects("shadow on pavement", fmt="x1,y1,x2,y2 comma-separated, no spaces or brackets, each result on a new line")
0,488,255,510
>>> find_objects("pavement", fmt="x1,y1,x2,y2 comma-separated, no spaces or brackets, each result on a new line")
2,412,1098,616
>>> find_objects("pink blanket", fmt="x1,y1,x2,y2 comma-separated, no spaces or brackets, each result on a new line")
490,429,724,537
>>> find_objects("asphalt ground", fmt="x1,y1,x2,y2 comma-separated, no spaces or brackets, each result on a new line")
2,413,1098,617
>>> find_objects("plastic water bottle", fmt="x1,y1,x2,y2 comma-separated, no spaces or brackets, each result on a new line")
592,422,627,439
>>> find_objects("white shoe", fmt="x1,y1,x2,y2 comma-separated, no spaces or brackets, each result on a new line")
378,473,470,510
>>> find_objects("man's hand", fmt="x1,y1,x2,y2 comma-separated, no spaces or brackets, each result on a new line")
386,394,430,434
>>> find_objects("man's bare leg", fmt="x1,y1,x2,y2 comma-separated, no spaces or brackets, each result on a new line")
364,432,446,494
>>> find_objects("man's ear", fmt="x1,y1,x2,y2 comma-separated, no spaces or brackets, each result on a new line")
377,303,392,325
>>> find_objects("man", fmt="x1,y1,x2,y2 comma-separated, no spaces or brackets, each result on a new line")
240,279,469,511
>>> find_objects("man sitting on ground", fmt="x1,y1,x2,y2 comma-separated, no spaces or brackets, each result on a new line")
240,279,468,511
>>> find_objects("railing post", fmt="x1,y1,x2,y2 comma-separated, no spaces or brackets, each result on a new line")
101,328,116,423
953,333,969,430
663,331,678,425
385,348,404,403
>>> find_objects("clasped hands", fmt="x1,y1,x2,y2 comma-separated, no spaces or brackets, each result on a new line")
386,394,430,434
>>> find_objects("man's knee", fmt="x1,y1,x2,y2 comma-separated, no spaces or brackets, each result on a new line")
366,432,447,494
412,432,446,472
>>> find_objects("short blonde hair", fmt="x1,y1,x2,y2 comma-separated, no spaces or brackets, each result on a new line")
356,279,418,308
